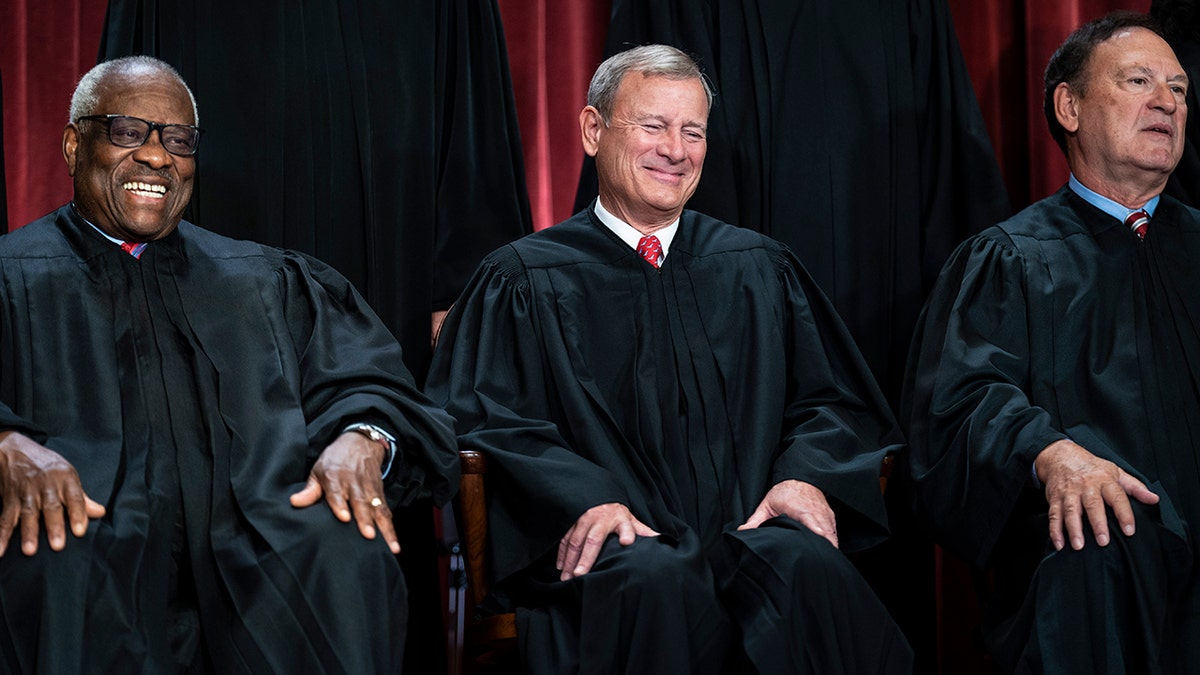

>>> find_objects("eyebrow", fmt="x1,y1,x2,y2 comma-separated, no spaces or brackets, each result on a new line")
1119,64,1189,85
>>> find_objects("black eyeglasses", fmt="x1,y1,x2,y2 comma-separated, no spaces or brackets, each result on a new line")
75,114,204,157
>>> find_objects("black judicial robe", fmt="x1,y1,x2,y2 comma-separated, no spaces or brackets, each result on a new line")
0,206,459,673
428,207,904,669
903,189,1200,667
575,0,1011,403
96,7,531,665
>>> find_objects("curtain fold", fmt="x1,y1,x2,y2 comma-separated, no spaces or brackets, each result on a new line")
948,0,1151,206
496,0,611,230
1,0,108,230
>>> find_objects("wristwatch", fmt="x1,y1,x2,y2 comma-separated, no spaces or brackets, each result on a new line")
345,422,389,447
343,423,397,476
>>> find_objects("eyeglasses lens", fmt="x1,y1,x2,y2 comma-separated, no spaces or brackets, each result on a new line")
107,117,200,156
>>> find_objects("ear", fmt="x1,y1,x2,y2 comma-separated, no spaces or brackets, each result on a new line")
580,106,604,158
63,124,80,177
1054,82,1081,134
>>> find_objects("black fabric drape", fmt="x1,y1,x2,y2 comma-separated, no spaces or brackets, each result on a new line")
96,2,532,671
96,0,531,384
575,0,1010,405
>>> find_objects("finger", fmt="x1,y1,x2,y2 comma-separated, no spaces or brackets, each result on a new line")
323,486,352,524
559,529,586,581
347,496,378,540
570,525,606,578
556,525,575,571
289,476,324,509
0,500,17,556
1046,498,1066,551
19,494,40,556
1061,494,1087,551
40,491,66,552
1117,471,1160,505
615,519,636,546
1081,488,1111,547
62,481,101,538
1103,482,1137,538
372,500,400,554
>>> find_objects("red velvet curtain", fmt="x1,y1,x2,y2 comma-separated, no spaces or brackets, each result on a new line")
1,0,108,229
495,0,610,231
948,0,1151,210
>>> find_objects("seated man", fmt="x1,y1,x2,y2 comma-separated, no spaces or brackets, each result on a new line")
903,12,1198,673
427,44,912,674
0,55,459,673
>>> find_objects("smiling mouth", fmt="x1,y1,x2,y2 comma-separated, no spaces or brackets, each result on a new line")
646,166,686,182
123,181,167,199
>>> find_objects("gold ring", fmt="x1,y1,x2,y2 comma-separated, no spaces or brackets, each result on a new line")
370,497,384,508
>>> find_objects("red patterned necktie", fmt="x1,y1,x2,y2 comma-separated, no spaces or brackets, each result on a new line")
1125,209,1150,239
636,235,662,268
120,241,147,258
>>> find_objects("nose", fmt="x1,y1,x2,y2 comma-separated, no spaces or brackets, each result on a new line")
657,128,687,162
1149,81,1181,114
131,129,174,169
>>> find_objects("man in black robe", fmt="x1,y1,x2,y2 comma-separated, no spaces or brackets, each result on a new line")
0,55,459,673
427,44,911,674
903,12,1199,673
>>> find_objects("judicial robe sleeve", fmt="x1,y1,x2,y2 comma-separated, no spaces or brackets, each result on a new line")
273,250,460,508
772,248,899,550
901,231,1067,567
426,249,632,581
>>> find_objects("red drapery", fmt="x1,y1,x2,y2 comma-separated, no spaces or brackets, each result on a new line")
1,0,108,229
494,0,610,231
948,0,1150,209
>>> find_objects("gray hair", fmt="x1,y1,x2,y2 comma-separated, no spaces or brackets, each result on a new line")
69,55,199,125
587,44,714,122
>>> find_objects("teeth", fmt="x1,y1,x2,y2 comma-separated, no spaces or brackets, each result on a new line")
123,182,167,198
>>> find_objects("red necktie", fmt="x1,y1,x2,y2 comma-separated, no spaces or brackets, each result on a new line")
1125,210,1150,239
636,235,662,268
120,241,147,258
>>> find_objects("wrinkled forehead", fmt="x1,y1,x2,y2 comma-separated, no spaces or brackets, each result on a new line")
1091,27,1186,80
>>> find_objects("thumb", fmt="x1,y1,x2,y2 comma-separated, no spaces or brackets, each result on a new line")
289,476,324,508
633,520,660,538
1118,471,1160,505
84,495,106,519
737,507,769,531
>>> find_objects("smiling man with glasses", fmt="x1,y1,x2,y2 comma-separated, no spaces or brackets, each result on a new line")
0,55,459,673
